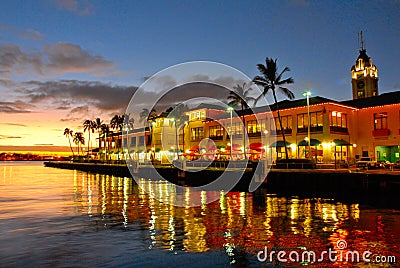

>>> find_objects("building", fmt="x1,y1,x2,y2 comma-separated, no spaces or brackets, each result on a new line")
100,34,399,165
101,89,399,165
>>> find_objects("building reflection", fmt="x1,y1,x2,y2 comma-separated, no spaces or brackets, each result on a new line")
72,174,399,265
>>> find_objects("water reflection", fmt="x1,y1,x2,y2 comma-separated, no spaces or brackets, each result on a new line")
1,163,399,267
70,172,399,266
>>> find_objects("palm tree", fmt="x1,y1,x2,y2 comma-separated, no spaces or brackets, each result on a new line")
227,82,255,159
253,57,295,160
139,108,157,125
100,124,111,161
93,118,103,158
110,115,126,160
63,128,74,156
73,132,85,156
168,104,189,158
83,119,95,159
122,114,134,158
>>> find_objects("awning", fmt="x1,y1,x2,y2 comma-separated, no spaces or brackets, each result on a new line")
248,142,265,152
333,139,352,146
298,139,322,146
226,143,242,151
270,141,290,147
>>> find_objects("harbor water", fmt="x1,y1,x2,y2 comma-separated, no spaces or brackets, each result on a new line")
0,161,399,267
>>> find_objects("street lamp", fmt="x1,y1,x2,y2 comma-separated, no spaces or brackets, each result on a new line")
227,106,234,160
302,90,312,159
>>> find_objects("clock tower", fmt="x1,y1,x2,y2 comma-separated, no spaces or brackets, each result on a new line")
351,32,378,99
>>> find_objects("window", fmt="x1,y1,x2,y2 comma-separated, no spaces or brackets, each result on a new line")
130,137,136,146
374,112,388,130
297,111,323,133
138,136,145,146
271,116,292,135
231,122,243,136
209,125,224,140
247,120,261,136
330,111,348,133
191,127,204,141
190,110,206,120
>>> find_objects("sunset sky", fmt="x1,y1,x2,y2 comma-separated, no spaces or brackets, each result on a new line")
1,0,399,148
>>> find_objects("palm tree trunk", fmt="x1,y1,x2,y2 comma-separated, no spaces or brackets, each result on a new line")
272,89,289,160
68,137,74,156
87,132,91,159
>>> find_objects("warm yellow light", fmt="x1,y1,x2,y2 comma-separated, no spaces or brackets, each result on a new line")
353,144,357,148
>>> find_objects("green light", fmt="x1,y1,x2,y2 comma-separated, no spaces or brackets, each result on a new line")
302,90,312,97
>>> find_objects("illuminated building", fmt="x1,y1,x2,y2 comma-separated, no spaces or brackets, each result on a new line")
351,32,379,100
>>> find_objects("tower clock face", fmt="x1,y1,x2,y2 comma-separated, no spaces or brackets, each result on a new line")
357,80,365,89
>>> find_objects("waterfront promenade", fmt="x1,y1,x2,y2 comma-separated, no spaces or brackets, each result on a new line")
44,161,400,195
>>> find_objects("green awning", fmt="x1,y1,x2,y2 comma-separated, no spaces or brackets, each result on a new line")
298,139,322,146
333,139,352,146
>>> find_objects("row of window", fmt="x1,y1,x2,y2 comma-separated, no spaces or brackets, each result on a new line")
125,110,395,145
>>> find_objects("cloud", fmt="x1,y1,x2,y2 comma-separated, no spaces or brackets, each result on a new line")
0,135,22,139
44,43,116,75
18,80,136,113
0,25,44,41
0,100,35,113
53,0,93,15
0,123,27,127
0,42,116,78
60,105,89,122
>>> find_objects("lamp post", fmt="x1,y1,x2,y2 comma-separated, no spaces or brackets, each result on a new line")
303,90,312,159
227,106,234,160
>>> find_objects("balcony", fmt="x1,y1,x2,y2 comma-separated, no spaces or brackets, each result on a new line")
270,129,292,136
372,129,390,137
330,126,349,134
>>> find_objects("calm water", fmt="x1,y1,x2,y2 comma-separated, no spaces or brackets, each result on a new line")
0,162,399,267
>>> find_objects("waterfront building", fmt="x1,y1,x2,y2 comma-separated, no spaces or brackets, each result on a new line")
101,34,399,164
102,89,399,164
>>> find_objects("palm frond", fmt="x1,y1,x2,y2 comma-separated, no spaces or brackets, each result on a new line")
279,87,295,100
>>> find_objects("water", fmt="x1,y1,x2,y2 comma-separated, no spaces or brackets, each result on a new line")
0,162,399,267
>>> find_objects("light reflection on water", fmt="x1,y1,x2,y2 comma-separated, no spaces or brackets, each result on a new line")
0,162,399,267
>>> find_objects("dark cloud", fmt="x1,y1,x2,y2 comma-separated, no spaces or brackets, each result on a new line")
0,100,35,113
0,42,116,78
44,43,115,75
53,0,93,15
18,80,136,113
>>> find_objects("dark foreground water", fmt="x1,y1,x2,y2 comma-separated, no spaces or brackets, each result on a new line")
0,162,399,267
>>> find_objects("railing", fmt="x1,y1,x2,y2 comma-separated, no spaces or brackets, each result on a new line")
297,126,323,133
330,126,348,133
372,129,390,137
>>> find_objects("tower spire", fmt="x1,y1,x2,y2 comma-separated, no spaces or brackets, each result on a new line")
359,31,366,51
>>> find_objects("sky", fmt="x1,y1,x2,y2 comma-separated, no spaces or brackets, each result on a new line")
0,0,399,147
